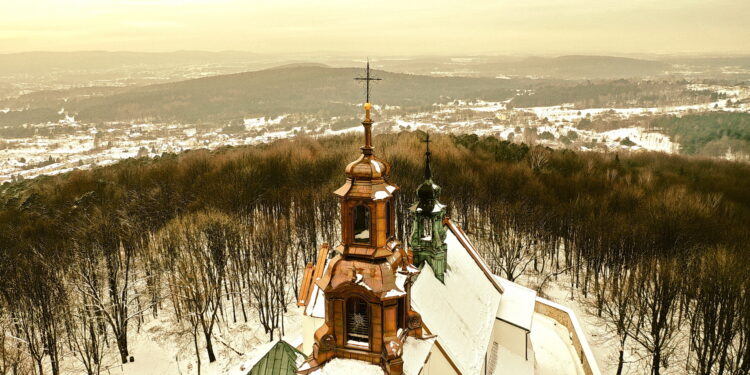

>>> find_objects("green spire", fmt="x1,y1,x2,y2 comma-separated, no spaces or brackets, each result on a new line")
410,134,448,283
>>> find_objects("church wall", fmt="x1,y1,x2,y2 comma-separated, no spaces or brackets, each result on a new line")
488,319,534,375
534,297,601,375
302,315,325,355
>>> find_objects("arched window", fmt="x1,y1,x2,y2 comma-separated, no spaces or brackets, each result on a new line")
353,205,370,244
422,217,432,239
346,297,370,345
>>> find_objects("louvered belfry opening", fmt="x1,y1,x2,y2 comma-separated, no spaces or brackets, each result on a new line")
346,297,370,345
353,205,370,244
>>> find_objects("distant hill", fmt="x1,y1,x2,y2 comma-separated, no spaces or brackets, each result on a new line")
0,51,674,80
58,66,520,123
0,65,521,125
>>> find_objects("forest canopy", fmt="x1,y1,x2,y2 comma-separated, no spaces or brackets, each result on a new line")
651,112,750,156
1,132,750,374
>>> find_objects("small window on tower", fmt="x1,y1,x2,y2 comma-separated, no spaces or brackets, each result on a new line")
422,218,432,240
353,205,370,244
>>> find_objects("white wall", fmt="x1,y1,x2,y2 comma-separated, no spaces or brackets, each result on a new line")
488,319,535,375
302,315,325,355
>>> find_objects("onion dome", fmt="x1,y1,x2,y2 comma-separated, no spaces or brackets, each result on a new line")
344,154,390,180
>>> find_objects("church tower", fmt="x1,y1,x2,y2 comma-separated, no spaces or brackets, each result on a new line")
409,134,448,282
303,63,422,375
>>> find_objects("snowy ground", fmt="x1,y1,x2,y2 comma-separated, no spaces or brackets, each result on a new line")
53,303,304,375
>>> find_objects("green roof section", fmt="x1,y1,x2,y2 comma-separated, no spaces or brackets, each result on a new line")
247,341,305,375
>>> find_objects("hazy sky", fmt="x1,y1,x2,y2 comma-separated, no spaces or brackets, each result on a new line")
2,0,748,55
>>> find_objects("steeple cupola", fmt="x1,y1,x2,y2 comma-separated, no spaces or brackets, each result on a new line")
410,134,448,282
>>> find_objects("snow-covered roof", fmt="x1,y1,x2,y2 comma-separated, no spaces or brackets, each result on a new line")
307,358,383,375
402,336,436,375
495,276,537,331
411,227,503,374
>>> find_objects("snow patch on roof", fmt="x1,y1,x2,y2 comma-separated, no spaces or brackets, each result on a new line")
370,160,381,173
495,276,537,331
384,271,408,298
402,336,436,375
373,190,389,200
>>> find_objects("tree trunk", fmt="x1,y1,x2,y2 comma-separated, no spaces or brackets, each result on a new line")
616,334,627,375
116,334,129,363
652,348,661,375
204,331,216,363
193,326,201,375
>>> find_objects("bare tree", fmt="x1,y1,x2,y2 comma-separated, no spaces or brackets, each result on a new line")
156,210,237,373
481,204,536,282
5,254,66,375
629,259,683,375
245,213,292,341
66,297,107,375
686,248,741,375
0,312,31,375
598,266,639,375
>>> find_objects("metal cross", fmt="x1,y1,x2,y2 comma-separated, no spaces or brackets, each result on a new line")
354,60,381,103
422,133,431,152
422,133,432,179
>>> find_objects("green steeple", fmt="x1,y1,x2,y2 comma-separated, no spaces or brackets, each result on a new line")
410,134,448,282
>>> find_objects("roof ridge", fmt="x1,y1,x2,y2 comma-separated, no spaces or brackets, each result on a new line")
444,219,505,294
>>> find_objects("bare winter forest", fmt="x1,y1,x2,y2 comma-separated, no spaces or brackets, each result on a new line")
0,132,749,375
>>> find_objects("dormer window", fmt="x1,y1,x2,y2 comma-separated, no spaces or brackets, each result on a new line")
353,205,370,244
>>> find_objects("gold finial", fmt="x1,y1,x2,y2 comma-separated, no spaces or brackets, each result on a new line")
364,102,372,121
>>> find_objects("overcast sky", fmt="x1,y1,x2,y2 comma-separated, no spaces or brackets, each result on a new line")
2,0,748,55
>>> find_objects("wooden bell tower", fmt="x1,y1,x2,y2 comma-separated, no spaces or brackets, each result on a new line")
301,63,422,375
